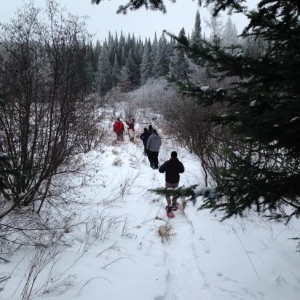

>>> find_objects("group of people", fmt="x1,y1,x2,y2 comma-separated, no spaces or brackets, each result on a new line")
140,125,185,210
113,117,135,142
113,117,185,211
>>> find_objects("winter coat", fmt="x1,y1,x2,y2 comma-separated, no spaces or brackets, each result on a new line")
125,120,135,131
146,133,161,152
140,130,150,145
113,121,124,133
159,157,185,184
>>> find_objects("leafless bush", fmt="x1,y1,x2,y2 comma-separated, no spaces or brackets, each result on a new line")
158,223,176,243
159,91,229,186
21,243,67,300
112,158,123,167
0,0,104,220
0,205,124,299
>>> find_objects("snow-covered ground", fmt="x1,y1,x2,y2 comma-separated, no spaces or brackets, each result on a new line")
1,123,300,300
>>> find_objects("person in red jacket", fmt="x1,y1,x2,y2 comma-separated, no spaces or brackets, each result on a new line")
113,118,124,141
159,151,185,210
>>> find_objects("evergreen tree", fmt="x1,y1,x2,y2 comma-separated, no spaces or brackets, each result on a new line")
119,60,132,92
140,39,152,84
169,28,190,82
150,32,158,76
207,9,222,46
154,32,170,77
93,40,101,72
221,17,238,48
112,52,120,86
190,10,202,48
179,1,300,221
242,35,267,58
120,45,127,66
94,46,112,96
127,48,140,86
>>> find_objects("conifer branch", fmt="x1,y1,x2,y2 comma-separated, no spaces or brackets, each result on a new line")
148,185,216,202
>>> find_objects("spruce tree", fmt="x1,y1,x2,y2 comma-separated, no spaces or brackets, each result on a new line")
112,52,120,86
221,17,238,48
180,1,300,221
190,10,202,48
154,33,170,77
94,46,112,96
169,28,190,82
140,39,152,84
127,48,140,86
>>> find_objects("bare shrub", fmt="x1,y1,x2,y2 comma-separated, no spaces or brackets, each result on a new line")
0,0,103,220
112,158,123,167
158,223,176,243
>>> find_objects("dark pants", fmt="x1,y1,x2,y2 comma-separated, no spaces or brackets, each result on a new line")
147,150,159,169
116,132,124,141
165,182,179,206
143,144,147,155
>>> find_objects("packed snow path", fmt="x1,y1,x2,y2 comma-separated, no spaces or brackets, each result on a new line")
1,134,300,300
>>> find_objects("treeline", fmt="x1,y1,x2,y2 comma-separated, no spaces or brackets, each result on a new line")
81,10,264,96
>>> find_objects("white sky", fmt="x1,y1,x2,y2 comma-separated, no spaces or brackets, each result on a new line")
0,0,258,42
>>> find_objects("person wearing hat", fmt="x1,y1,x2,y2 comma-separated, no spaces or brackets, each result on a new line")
140,127,150,155
113,117,124,141
159,151,185,210
146,129,161,169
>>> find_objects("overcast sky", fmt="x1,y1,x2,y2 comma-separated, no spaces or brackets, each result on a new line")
1,0,257,42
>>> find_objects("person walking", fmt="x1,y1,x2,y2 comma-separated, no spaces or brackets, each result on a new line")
148,124,153,135
159,151,185,210
125,118,135,142
146,129,161,169
113,117,124,141
140,128,150,155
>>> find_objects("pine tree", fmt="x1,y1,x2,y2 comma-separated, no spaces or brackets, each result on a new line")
181,1,300,221
140,39,152,84
151,33,158,77
154,32,170,77
112,52,120,86
190,10,202,48
127,48,140,86
119,60,132,92
94,46,112,96
169,28,190,82
221,17,238,48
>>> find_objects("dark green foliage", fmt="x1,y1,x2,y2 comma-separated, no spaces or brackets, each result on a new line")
91,0,247,15
169,0,300,221
169,28,190,82
91,30,177,94
149,185,215,201
149,185,198,199
91,0,168,13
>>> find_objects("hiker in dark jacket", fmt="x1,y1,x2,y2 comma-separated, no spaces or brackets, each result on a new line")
140,128,150,155
146,129,161,169
159,151,185,209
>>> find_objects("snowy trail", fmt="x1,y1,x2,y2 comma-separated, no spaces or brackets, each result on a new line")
153,208,212,300
119,140,213,300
